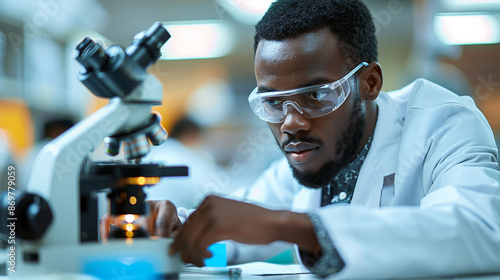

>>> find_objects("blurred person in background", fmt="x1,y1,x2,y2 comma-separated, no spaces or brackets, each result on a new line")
143,117,226,209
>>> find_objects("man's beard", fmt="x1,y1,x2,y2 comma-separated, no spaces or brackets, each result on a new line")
289,92,366,189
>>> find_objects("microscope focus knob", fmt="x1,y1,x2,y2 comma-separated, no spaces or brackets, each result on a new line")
146,115,168,145
123,134,151,160
0,192,53,240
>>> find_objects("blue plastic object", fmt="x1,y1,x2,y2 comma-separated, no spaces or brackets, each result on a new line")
205,243,227,267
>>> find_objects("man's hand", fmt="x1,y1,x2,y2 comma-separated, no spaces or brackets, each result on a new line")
169,195,319,267
99,200,181,239
147,200,183,237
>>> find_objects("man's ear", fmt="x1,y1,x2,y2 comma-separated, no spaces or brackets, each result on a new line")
360,62,383,101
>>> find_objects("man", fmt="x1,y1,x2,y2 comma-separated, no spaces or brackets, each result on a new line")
152,0,500,278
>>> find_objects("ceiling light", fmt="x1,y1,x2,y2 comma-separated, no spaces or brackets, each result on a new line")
434,13,500,45
443,0,500,6
160,21,234,60
215,0,277,25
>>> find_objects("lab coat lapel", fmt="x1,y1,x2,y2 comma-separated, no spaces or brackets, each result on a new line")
351,91,405,207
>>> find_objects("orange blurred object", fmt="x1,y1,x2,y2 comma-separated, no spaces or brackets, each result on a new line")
0,100,34,160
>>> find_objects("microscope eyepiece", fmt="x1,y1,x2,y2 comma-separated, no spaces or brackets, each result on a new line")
75,22,170,99
75,37,93,55
127,22,171,69
74,38,110,73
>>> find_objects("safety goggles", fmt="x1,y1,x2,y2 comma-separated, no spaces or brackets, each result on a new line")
248,62,368,123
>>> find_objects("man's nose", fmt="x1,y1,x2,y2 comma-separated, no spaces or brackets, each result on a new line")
280,103,311,135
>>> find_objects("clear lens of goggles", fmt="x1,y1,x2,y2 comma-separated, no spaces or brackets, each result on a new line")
248,62,368,123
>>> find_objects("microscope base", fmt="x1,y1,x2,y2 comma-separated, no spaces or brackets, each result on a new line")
12,238,184,278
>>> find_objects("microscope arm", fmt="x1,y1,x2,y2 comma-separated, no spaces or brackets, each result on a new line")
27,75,162,246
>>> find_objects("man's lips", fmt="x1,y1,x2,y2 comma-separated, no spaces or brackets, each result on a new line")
284,142,319,153
284,142,320,164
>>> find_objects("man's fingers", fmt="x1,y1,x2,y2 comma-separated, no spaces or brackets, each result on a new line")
155,202,175,237
170,207,217,266
180,249,205,267
175,232,210,267
173,230,217,267
170,211,205,253
147,200,179,237
146,201,159,236
99,213,110,240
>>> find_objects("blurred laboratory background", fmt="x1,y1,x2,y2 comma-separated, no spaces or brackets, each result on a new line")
0,0,499,201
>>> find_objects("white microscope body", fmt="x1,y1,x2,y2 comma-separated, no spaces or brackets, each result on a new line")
7,23,186,278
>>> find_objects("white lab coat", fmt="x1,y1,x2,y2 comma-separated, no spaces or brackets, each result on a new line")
225,79,500,279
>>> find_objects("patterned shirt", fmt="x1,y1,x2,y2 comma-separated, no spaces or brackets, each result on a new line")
321,135,373,206
300,135,373,277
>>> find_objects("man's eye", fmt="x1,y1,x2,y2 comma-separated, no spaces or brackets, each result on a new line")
263,99,282,107
308,90,329,101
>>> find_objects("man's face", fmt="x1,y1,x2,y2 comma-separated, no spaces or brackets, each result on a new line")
254,28,366,189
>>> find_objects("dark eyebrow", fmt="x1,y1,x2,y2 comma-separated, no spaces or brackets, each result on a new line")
257,77,332,93
257,86,276,93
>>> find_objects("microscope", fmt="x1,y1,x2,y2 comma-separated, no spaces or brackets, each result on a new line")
1,22,188,278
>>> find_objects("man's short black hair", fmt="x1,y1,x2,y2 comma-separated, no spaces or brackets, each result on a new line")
254,0,378,67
